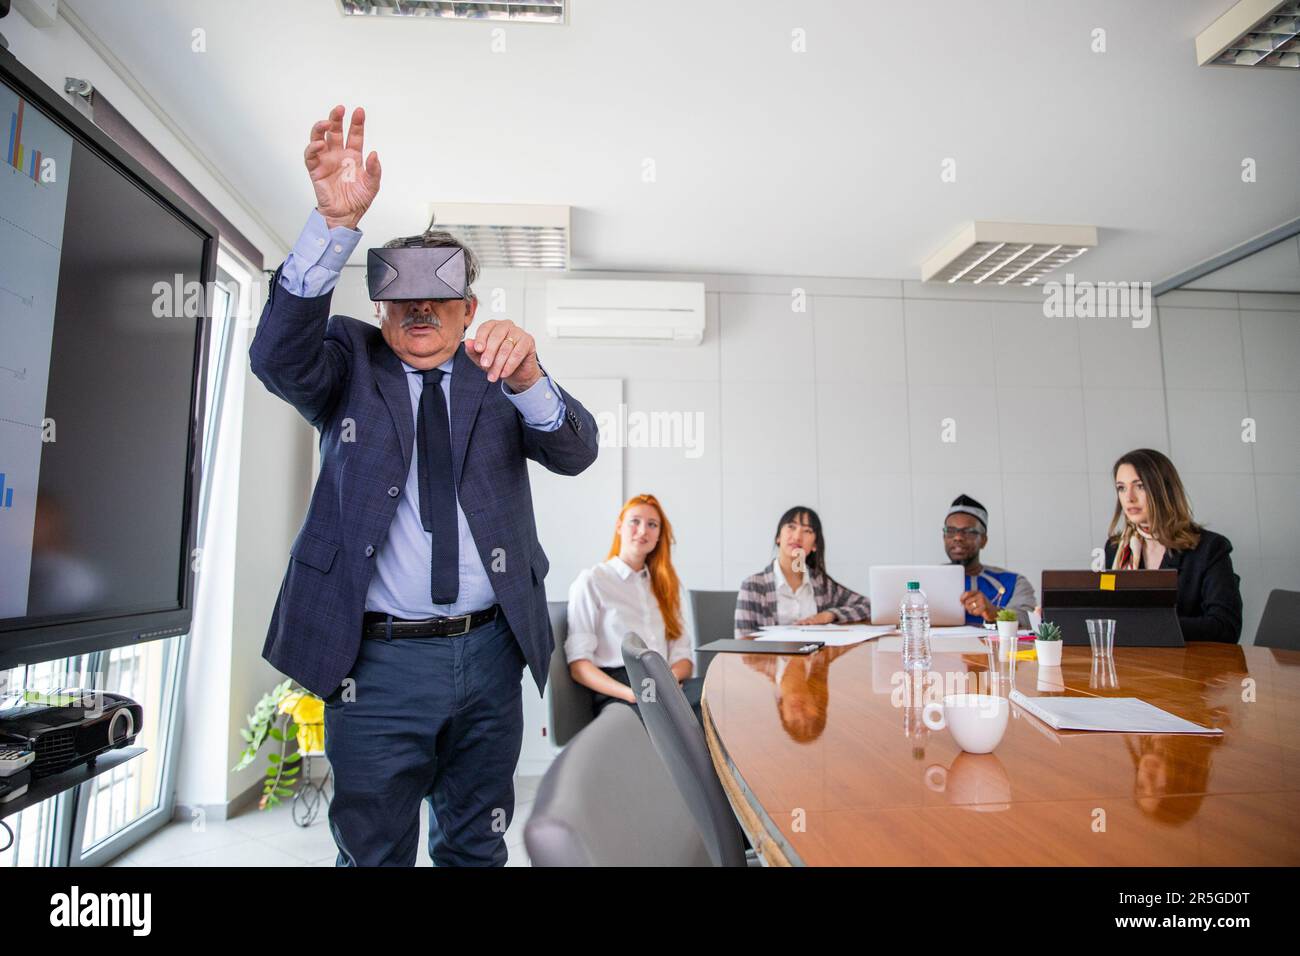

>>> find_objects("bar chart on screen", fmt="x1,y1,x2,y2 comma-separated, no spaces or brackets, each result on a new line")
0,86,73,619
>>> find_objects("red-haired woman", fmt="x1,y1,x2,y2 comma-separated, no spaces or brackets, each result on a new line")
565,493,702,722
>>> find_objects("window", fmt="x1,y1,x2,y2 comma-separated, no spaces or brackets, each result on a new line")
0,251,249,867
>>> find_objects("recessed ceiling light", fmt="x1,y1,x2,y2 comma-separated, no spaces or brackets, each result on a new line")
921,222,1098,286
1197,0,1299,68
425,202,570,270
338,1,566,23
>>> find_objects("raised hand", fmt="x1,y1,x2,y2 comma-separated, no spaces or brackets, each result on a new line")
304,105,381,230
467,319,541,391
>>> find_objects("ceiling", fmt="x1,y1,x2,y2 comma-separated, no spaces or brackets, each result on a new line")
61,0,1300,284
1183,233,1300,291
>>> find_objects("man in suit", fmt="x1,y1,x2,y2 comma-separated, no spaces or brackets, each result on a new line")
249,105,599,866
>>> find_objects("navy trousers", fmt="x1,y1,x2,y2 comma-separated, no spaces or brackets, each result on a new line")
322,612,526,866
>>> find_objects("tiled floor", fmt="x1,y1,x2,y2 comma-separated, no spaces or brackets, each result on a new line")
105,775,542,867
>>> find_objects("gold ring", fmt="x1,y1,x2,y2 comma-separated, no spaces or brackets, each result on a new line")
505,337,517,346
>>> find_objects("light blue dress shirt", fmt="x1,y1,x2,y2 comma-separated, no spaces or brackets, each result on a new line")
279,209,566,617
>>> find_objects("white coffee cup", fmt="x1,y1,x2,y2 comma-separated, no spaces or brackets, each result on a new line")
922,694,1010,754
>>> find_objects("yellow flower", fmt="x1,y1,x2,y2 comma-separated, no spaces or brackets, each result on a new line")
278,691,325,754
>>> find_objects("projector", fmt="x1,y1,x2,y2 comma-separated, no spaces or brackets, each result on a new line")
0,690,142,779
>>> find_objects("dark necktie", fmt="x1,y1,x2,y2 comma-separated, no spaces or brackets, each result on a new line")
416,368,459,604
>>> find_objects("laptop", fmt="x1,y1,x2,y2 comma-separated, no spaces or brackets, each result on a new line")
869,565,966,626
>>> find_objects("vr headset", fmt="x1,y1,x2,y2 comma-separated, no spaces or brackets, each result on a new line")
366,241,468,301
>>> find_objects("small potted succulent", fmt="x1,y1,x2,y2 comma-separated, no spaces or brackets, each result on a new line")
995,608,1019,659
1034,621,1064,666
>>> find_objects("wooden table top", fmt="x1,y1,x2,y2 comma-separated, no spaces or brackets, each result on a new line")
701,637,1300,866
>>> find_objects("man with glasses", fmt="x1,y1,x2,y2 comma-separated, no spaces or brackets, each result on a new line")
943,494,1036,627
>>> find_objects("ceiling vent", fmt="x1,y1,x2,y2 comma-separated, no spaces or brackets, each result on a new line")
921,222,1098,286
338,1,566,24
1196,0,1299,68
425,203,569,270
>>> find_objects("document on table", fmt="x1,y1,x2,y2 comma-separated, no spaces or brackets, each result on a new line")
929,626,992,638
755,624,895,647
1009,690,1223,735
757,624,885,631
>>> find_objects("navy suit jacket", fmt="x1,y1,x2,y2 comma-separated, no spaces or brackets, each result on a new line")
248,266,599,697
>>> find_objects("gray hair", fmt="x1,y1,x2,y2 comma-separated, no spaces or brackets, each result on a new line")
381,221,480,301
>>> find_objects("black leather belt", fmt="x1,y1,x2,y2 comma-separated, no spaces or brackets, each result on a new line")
362,605,498,639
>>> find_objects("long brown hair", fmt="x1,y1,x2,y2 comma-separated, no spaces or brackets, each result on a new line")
606,494,684,642
1107,449,1202,551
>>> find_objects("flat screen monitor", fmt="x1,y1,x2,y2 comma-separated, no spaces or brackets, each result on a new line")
0,46,215,668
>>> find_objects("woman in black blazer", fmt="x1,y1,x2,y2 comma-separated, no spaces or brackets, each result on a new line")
1103,449,1242,643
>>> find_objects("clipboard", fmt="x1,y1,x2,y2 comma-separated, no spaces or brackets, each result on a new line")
696,639,824,655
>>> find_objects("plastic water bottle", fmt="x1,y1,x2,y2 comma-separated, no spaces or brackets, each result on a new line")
900,581,931,670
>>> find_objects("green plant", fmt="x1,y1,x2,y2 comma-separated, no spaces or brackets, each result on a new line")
1034,621,1063,642
995,609,1019,623
233,678,306,810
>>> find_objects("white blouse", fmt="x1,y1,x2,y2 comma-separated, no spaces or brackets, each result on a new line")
772,557,818,625
564,556,694,671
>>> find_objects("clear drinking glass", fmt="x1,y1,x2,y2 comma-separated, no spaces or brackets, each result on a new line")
985,636,1016,691
1086,618,1116,658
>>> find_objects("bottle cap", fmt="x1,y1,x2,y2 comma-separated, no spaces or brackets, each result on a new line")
907,581,920,590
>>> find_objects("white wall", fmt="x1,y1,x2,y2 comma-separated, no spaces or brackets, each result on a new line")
1153,289,1300,642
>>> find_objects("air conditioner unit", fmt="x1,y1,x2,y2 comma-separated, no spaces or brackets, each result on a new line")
545,279,705,345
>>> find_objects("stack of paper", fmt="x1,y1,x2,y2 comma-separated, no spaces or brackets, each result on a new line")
754,624,894,647
1009,690,1222,735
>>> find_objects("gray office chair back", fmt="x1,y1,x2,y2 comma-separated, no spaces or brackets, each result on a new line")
690,589,739,678
621,633,748,868
1255,589,1300,650
547,600,595,746
525,704,714,866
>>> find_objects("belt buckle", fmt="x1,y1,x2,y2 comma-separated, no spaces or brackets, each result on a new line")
448,613,473,637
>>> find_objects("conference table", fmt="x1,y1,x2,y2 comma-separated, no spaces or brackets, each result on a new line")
700,634,1300,866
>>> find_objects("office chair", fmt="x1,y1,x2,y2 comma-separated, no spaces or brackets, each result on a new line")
689,589,739,679
1255,589,1300,650
546,600,595,746
621,632,749,867
524,704,713,866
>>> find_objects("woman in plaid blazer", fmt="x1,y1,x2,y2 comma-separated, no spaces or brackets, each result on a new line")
734,506,871,637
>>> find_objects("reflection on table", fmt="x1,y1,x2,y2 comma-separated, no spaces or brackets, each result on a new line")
702,637,1298,866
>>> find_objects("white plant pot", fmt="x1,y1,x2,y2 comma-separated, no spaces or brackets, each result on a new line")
996,620,1019,659
1035,639,1063,666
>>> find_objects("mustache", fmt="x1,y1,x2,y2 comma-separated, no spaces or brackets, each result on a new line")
399,311,443,330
